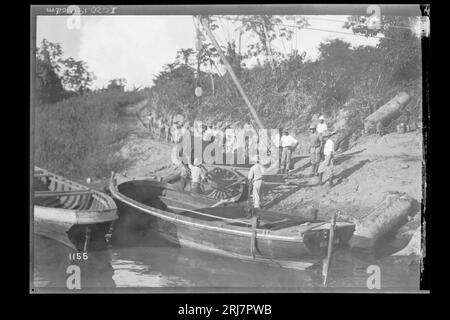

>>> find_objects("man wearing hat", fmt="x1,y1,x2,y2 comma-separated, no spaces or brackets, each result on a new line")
318,130,335,187
279,129,299,175
309,123,323,176
248,157,271,209
316,115,328,135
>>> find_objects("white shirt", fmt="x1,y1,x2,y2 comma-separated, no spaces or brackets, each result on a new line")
225,128,236,151
316,122,328,134
248,163,265,181
189,165,205,183
280,135,298,148
323,139,334,156
272,133,280,148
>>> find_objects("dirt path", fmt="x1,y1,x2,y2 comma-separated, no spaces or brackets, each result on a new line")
116,100,175,178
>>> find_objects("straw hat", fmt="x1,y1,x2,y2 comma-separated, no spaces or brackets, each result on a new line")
319,115,325,121
309,123,317,130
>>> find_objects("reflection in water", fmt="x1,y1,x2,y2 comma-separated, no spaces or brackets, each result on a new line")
33,229,420,292
33,235,115,290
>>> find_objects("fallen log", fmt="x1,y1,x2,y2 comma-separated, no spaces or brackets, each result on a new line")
350,192,416,249
364,92,412,133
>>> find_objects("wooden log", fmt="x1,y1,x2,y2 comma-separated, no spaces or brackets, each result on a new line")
350,192,416,249
365,92,412,130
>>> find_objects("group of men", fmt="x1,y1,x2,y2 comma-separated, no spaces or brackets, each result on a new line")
173,157,208,194
247,115,336,209
166,113,336,212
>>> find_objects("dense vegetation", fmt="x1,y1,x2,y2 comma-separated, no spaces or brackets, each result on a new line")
34,39,146,179
147,15,424,134
34,14,426,180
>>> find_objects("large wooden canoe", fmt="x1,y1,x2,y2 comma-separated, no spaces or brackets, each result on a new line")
33,167,118,251
109,175,355,270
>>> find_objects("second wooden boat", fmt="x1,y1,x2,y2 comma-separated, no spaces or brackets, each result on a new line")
34,167,118,251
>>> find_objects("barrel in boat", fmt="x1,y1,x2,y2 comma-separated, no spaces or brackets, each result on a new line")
33,167,118,251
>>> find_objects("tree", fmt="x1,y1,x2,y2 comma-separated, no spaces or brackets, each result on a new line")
60,58,95,94
344,15,422,81
107,78,127,91
240,15,309,69
35,39,66,103
35,39,96,102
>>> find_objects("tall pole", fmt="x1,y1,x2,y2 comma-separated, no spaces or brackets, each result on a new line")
199,16,265,130
322,211,338,286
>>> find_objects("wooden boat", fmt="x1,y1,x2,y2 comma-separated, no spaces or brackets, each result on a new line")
109,174,355,270
33,167,118,251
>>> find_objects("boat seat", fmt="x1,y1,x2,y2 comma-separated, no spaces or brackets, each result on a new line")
260,219,303,230
35,197,63,207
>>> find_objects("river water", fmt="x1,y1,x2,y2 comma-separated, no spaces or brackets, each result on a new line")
32,228,421,293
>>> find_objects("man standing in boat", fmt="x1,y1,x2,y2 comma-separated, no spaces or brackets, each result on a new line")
173,158,190,191
248,157,271,209
189,158,208,194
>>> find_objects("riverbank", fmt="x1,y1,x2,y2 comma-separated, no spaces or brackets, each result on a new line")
96,100,423,258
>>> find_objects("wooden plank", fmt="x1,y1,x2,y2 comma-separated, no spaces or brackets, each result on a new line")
34,190,92,197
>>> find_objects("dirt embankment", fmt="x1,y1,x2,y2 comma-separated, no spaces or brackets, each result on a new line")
268,131,423,219
264,131,423,256
114,101,423,255
117,101,423,219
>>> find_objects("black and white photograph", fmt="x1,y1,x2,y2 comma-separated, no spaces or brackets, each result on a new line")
30,4,430,294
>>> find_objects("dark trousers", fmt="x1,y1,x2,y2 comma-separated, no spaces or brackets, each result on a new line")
178,177,187,191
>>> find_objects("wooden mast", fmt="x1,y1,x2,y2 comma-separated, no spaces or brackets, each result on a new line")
199,16,265,130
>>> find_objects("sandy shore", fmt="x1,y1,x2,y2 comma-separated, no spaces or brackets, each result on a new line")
110,100,423,257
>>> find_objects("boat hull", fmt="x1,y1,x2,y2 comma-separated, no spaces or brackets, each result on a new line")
33,167,118,251
34,206,116,251
112,192,354,269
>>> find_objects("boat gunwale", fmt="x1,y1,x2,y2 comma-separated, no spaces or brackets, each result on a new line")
34,166,117,212
34,205,118,224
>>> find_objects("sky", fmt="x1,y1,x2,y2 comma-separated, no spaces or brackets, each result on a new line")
36,15,380,90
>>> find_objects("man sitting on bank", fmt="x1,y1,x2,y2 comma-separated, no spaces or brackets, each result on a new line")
280,129,299,175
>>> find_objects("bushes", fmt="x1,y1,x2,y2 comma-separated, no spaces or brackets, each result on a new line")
34,90,143,180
